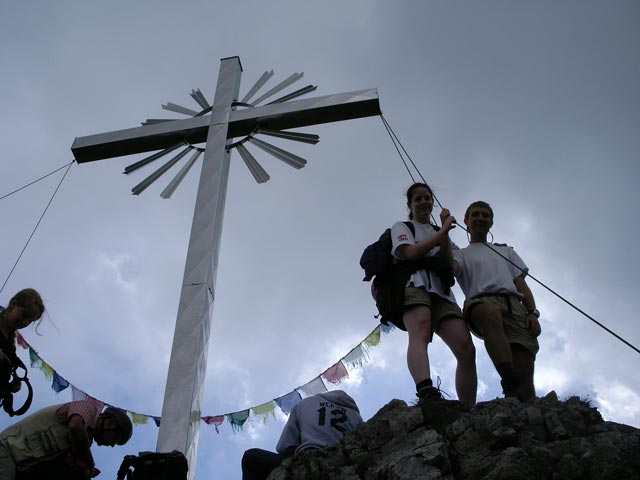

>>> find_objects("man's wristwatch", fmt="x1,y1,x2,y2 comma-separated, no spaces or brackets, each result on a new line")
527,308,540,318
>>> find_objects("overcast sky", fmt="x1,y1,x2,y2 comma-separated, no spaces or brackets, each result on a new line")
1,1,639,479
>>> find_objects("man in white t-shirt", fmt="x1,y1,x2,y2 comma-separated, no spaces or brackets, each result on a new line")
452,201,541,401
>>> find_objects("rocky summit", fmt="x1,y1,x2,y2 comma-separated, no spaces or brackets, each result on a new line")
268,391,640,480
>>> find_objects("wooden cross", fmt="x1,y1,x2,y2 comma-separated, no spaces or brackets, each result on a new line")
71,56,379,478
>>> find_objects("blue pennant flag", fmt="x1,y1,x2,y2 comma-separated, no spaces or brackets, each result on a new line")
274,390,302,415
52,372,70,393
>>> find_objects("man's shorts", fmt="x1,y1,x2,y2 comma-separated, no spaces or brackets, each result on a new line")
463,294,539,357
402,286,463,340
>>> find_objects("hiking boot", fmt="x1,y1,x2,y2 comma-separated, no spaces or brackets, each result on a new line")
417,384,463,431
416,385,446,405
501,379,535,402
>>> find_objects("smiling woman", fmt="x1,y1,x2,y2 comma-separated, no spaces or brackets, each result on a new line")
390,183,477,407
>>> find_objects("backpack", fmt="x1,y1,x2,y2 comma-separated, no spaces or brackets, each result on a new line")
116,451,188,480
359,222,415,282
359,222,454,330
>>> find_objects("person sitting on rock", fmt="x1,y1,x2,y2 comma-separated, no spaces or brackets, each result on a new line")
241,390,363,480
452,201,541,401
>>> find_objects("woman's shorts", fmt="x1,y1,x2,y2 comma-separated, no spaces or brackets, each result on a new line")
402,286,463,338
464,294,539,357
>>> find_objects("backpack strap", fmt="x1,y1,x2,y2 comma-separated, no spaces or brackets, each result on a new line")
402,220,416,238
397,220,453,295
402,221,440,240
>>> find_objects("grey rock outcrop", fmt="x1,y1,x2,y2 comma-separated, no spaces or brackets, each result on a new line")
268,391,640,480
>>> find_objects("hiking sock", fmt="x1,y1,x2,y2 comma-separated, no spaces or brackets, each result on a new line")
496,362,516,385
415,379,433,395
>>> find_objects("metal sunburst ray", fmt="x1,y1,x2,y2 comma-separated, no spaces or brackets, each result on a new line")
222,71,322,183
161,149,204,198
131,146,193,195
126,70,321,193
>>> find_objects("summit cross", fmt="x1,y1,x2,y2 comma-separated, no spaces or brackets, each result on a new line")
71,56,380,479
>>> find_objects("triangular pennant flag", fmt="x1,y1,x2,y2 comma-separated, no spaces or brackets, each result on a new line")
363,327,381,347
203,415,225,433
380,323,395,334
227,410,250,433
274,390,302,415
130,412,149,425
152,416,161,427
298,376,327,398
343,344,368,370
72,386,87,401
322,360,348,385
15,333,28,349
251,401,276,423
28,348,42,368
52,372,70,393
41,361,55,381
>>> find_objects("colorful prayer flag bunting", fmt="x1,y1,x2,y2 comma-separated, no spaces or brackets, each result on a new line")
40,361,54,380
343,344,368,369
298,376,328,397
28,348,41,368
274,390,302,415
363,327,381,347
16,333,28,349
252,401,276,423
228,409,250,432
380,323,395,334
52,372,69,393
18,319,393,432
130,412,149,425
202,415,224,433
322,360,348,384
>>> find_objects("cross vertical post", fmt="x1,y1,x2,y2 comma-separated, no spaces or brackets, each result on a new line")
155,57,242,477
71,55,381,480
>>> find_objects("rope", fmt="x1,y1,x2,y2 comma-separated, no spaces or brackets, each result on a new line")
379,114,639,356
460,223,639,355
0,161,75,295
0,161,75,201
379,115,437,224
379,115,415,183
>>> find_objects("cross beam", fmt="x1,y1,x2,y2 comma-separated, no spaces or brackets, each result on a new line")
71,56,380,480
71,89,380,162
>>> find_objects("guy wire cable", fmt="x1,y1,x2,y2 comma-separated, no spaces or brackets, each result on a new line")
456,222,639,355
380,115,438,224
0,161,75,201
379,114,640,356
380,114,442,209
380,114,415,183
0,161,75,295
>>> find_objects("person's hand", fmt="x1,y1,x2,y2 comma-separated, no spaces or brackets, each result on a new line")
439,208,456,232
525,313,542,337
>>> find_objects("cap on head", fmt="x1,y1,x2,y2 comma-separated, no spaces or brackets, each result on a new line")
103,406,133,445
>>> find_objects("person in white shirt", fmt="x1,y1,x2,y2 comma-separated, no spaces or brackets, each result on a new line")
391,183,476,407
453,201,541,401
